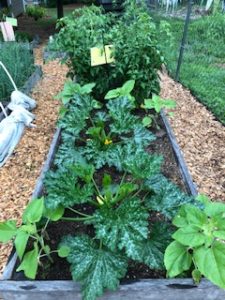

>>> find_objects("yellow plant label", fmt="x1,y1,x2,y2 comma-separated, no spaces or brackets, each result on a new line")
5,17,17,27
91,45,114,66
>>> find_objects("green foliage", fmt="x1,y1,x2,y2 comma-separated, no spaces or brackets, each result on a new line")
144,174,195,218
56,81,96,105
51,2,162,101
141,95,176,128
0,42,34,100
44,164,95,209
154,13,225,124
110,3,162,101
143,95,176,113
164,240,192,277
164,197,225,289
107,97,138,134
56,84,157,170
53,5,112,96
133,222,173,269
26,5,46,21
0,7,10,22
15,31,33,42
0,198,65,279
104,80,135,103
61,235,128,300
0,220,17,243
22,197,44,223
88,198,149,258
122,151,162,179
16,242,39,279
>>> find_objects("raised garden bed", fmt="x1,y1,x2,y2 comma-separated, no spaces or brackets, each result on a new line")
0,3,225,300
1,97,224,299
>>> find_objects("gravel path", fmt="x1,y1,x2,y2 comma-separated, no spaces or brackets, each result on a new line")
0,46,67,275
160,71,225,201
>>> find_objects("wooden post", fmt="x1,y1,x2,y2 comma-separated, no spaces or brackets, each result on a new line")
56,0,63,19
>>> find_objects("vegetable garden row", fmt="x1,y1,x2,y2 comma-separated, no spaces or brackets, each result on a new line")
1,1,225,300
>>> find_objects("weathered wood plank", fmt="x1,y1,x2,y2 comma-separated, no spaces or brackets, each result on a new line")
0,279,225,300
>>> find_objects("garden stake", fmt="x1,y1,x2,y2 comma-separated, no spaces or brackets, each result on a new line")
101,30,111,85
0,102,8,118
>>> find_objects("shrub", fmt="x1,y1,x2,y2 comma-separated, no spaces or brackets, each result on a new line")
0,7,10,21
26,5,46,21
0,42,34,100
52,1,163,102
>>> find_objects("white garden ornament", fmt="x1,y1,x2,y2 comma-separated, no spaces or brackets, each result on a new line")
0,61,37,167
0,106,36,167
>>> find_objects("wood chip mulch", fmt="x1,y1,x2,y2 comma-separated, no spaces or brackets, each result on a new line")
0,45,68,275
160,71,225,201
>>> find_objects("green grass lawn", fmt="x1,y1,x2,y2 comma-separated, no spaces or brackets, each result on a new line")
153,13,225,124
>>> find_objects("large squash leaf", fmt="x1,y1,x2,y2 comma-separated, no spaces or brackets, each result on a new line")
107,97,139,134
122,151,162,179
145,175,195,219
80,139,113,169
62,235,128,300
44,165,94,209
122,125,156,147
87,198,149,259
133,222,173,269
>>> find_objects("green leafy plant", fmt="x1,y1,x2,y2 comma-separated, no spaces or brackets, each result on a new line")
56,81,156,169
104,80,135,103
56,81,96,105
51,2,163,102
142,95,176,128
0,42,34,100
0,7,10,22
110,1,163,102
53,5,113,97
26,5,46,21
0,198,65,279
164,194,225,289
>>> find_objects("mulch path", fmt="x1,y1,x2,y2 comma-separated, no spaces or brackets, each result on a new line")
160,71,225,201
0,45,68,275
